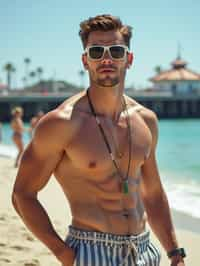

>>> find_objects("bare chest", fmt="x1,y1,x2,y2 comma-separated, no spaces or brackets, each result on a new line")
65,115,152,174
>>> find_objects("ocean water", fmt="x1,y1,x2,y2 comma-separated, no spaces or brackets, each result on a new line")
0,120,200,219
157,119,200,219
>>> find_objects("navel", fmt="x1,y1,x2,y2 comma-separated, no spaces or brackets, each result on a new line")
88,161,97,168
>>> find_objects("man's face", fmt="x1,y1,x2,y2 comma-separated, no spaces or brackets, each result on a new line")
82,30,133,87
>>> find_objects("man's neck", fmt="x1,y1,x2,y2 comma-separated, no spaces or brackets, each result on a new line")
88,85,125,121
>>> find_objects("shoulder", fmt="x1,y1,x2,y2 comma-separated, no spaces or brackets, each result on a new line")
125,95,158,146
125,95,158,123
33,92,87,149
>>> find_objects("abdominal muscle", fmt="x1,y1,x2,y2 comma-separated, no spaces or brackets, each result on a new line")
62,180,147,235
71,204,147,235
55,155,147,235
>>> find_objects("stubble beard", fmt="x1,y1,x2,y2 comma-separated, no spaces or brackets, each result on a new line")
96,76,119,87
89,66,126,89
90,70,120,88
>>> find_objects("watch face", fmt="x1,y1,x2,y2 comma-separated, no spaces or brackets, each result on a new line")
168,248,186,258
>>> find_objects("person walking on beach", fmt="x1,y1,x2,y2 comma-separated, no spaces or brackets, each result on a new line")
10,106,25,167
29,110,44,138
12,15,186,266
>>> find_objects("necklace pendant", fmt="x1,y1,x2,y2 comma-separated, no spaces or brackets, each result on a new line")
122,180,129,195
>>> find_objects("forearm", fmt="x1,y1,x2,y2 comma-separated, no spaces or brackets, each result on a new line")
12,193,71,260
144,191,178,252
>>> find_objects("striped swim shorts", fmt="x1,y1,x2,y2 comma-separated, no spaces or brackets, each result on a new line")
65,226,161,266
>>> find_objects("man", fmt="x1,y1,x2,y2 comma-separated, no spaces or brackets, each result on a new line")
12,15,186,266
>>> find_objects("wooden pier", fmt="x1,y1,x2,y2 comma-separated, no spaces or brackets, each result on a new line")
0,93,200,121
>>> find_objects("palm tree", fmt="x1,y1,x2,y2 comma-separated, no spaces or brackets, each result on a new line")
36,67,43,82
24,58,31,87
78,70,85,89
3,62,15,90
29,71,36,85
154,65,162,74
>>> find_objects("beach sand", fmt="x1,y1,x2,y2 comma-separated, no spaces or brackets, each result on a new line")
0,157,199,265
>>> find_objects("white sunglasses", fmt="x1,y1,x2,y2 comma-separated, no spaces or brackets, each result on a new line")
85,45,129,61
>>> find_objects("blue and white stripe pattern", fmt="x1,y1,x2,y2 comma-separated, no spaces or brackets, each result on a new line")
65,226,161,266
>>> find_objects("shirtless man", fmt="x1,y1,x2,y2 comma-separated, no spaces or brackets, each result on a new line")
12,15,186,266
11,106,25,167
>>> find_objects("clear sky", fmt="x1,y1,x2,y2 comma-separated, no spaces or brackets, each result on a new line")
0,0,199,89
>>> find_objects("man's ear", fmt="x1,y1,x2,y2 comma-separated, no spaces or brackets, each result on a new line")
82,54,89,70
126,52,134,68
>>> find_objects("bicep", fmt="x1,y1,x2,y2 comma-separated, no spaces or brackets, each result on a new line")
140,149,166,211
13,139,64,197
139,109,163,196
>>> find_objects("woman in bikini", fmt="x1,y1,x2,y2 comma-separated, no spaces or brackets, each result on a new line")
11,106,25,167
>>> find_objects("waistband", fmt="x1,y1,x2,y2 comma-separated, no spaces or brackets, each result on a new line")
67,226,150,254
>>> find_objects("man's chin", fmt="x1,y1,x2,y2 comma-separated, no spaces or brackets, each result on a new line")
97,78,119,87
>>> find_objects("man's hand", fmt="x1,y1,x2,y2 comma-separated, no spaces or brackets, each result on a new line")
57,246,76,266
170,255,185,266
171,262,185,266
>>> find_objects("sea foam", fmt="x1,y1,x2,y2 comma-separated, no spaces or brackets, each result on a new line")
165,181,200,219
0,144,17,158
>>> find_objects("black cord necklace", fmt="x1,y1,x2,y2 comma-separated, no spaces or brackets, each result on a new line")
86,89,132,195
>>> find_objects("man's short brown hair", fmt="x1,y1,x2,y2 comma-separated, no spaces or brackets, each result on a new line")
79,14,132,49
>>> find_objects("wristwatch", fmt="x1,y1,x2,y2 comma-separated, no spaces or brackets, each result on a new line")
167,248,186,258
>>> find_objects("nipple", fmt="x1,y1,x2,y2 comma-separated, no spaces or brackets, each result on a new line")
88,161,97,168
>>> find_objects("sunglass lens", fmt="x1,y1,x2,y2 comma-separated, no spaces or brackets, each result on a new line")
110,46,125,59
89,47,104,59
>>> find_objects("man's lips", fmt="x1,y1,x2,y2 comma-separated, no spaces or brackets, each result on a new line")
98,67,116,73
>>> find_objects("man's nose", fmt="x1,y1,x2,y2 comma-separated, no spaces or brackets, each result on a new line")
101,50,113,64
